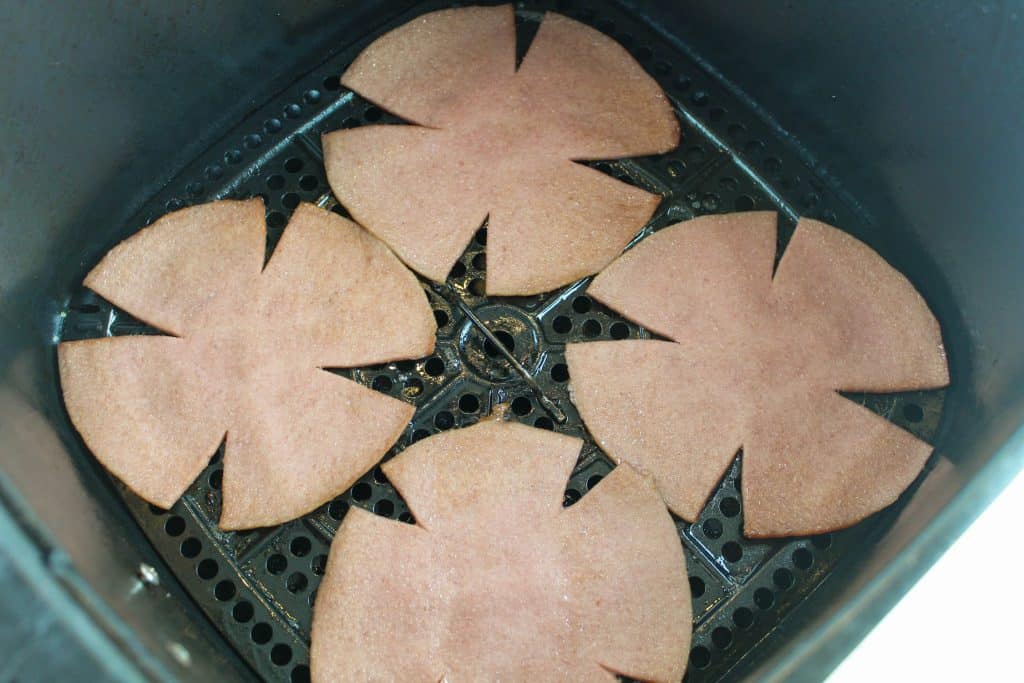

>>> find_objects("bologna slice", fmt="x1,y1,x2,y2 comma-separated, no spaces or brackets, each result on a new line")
324,4,678,295
311,420,691,682
59,200,435,529
567,213,949,537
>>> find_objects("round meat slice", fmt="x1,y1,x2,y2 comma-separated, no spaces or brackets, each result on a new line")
324,4,678,295
567,212,949,537
59,200,436,529
311,420,691,682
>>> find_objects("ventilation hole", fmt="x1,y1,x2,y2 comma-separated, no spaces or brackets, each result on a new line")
822,209,838,224
208,469,222,490
267,211,287,230
811,533,833,550
291,664,311,683
352,482,372,501
773,568,794,590
690,646,711,669
284,104,302,119
180,537,201,558
551,363,569,382
224,149,242,165
284,157,303,173
459,394,480,413
733,607,754,629
281,193,300,210
364,106,382,122
251,622,273,645
197,559,218,580
719,497,740,518
373,466,388,484
754,587,774,609
676,75,692,91
468,278,485,296
472,252,486,270
312,554,328,576
404,377,424,398
434,411,455,430
691,91,709,106
701,193,720,211
328,499,348,521
164,516,185,537
266,175,285,190
802,192,820,209
722,541,743,562
299,175,319,191
424,357,445,376
534,416,554,430
712,626,733,650
290,536,312,557
582,319,601,338
572,296,592,313
689,576,706,598
434,309,449,327
165,198,183,211
763,157,782,176
484,330,515,357
903,403,924,423
186,181,204,196
340,117,359,129
449,261,467,279
734,195,755,211
685,146,705,164
286,572,308,593
215,580,236,601
475,227,488,245
374,499,395,517
243,133,262,149
511,396,533,416
653,60,671,76
410,428,430,443
586,474,604,489
610,322,630,340
264,118,283,133
793,547,814,570
371,375,392,392
232,601,254,623
205,164,224,180
721,177,739,192
323,75,340,91
552,316,572,334
744,139,764,154
702,518,723,539
304,89,321,104
266,554,288,575
563,489,581,507
398,512,414,524
666,160,685,178
271,643,293,666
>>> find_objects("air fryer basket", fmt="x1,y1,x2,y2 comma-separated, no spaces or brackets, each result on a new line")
2,1,1021,682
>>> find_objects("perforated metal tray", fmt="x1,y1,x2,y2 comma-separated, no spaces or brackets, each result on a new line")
59,2,946,681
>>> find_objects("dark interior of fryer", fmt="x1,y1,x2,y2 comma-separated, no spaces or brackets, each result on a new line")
1,1,1022,682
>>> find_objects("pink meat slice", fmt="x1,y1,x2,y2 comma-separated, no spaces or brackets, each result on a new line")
568,213,949,537
341,5,516,128
310,420,691,682
486,160,662,295
324,4,679,295
58,336,228,509
59,200,435,529
322,125,490,283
